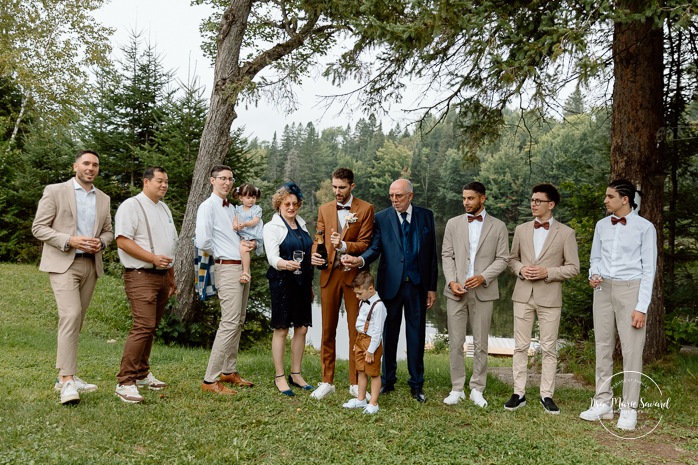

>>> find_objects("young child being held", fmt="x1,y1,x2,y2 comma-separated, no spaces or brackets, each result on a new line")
232,182,263,284
343,270,387,414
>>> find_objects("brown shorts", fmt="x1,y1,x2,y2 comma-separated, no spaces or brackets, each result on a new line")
354,333,382,377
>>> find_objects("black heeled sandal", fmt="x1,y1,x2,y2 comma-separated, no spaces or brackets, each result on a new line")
288,372,314,391
275,373,294,396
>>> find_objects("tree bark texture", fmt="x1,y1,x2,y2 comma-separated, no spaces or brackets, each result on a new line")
610,0,666,362
172,0,253,320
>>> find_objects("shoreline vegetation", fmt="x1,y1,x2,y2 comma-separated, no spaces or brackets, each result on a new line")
1,263,696,464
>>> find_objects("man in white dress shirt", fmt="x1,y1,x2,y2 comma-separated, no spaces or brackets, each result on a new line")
114,167,178,404
196,165,256,395
580,179,657,431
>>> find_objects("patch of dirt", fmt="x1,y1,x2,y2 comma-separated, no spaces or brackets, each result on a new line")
595,431,698,465
488,366,589,390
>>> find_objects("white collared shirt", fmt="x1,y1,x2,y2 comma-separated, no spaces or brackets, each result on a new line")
195,193,242,260
533,217,553,259
467,210,487,278
589,212,657,312
72,178,96,250
336,195,353,253
396,204,413,225
355,292,387,354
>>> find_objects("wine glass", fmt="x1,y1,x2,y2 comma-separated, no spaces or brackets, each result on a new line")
592,274,603,292
292,250,304,275
340,253,353,272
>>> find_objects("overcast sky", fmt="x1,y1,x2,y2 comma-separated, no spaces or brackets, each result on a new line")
93,0,421,142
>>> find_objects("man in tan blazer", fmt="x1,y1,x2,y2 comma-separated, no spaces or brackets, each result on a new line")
309,168,374,400
442,182,509,408
32,150,113,405
505,183,579,414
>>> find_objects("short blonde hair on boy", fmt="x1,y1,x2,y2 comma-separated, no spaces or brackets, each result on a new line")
351,270,374,289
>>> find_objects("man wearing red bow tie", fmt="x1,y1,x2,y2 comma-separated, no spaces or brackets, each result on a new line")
580,179,657,431
441,182,509,408
506,183,580,414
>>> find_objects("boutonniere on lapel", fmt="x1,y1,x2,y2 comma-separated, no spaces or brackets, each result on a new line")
345,212,358,224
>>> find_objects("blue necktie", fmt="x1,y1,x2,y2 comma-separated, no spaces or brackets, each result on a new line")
401,212,409,236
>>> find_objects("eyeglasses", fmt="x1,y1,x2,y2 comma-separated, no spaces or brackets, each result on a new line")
389,193,407,200
530,199,552,206
215,176,235,183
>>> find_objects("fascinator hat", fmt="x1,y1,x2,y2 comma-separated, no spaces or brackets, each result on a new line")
283,181,303,201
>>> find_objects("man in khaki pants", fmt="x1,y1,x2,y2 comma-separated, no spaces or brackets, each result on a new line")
441,182,509,408
32,150,113,405
580,179,657,431
506,183,579,414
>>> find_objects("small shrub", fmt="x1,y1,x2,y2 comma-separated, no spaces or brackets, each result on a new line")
665,315,698,351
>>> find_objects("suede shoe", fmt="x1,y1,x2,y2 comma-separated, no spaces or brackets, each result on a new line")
115,384,144,404
201,381,237,395
136,372,167,391
504,394,527,411
220,372,254,387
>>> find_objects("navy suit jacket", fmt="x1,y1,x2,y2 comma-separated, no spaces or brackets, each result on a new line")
361,205,438,301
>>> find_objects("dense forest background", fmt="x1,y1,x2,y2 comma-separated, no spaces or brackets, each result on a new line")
1,29,696,349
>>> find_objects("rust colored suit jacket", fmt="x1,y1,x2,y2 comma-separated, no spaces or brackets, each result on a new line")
315,197,374,287
32,179,113,276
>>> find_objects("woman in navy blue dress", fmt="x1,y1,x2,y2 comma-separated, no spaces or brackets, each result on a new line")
262,182,314,396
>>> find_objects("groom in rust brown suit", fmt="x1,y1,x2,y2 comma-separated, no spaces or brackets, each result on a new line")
310,168,374,400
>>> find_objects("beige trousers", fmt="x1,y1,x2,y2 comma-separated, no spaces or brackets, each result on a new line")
446,292,493,393
512,295,561,399
49,256,98,377
204,263,250,383
593,279,645,409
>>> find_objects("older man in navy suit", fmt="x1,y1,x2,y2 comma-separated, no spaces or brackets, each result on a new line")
343,179,438,402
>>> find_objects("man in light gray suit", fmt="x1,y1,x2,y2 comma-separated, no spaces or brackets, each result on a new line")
442,182,509,408
32,150,113,405
505,183,579,414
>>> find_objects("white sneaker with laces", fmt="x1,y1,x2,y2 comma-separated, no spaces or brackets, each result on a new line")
579,401,614,421
443,390,466,405
54,376,98,393
136,372,167,391
115,384,144,404
470,388,488,408
349,384,371,401
343,398,368,409
310,382,335,400
363,403,379,414
60,380,80,405
616,408,637,430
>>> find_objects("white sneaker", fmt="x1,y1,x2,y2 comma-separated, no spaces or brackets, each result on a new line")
443,390,466,405
470,388,488,408
115,384,144,404
136,372,167,391
349,384,371,401
616,408,637,430
60,380,80,405
363,403,379,414
54,376,98,393
343,398,368,409
579,402,614,421
310,382,335,400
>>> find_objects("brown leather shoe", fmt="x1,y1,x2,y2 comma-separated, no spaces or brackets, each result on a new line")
220,372,254,387
201,381,237,395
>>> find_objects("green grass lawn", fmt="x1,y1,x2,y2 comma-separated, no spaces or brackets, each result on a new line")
0,263,696,464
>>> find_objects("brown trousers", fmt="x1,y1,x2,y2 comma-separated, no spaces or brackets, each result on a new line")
117,269,171,385
320,268,359,384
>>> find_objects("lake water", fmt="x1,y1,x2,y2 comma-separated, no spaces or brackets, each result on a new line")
303,272,516,360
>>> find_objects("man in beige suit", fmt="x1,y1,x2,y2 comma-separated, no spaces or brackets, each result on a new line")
442,182,509,408
505,183,579,414
32,150,113,405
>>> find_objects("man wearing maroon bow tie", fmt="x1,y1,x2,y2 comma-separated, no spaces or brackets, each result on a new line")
580,179,657,431
309,168,374,400
506,183,579,414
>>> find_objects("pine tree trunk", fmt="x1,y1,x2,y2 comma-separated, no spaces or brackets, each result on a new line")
172,0,254,320
610,0,666,362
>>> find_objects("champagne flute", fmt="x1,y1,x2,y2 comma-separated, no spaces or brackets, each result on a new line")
341,253,352,272
592,274,603,292
292,250,304,275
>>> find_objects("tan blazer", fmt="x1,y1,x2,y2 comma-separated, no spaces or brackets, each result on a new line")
442,213,509,302
509,219,580,307
314,197,374,287
32,179,113,276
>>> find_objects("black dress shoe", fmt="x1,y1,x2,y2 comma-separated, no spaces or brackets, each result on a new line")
411,387,426,403
380,384,395,394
